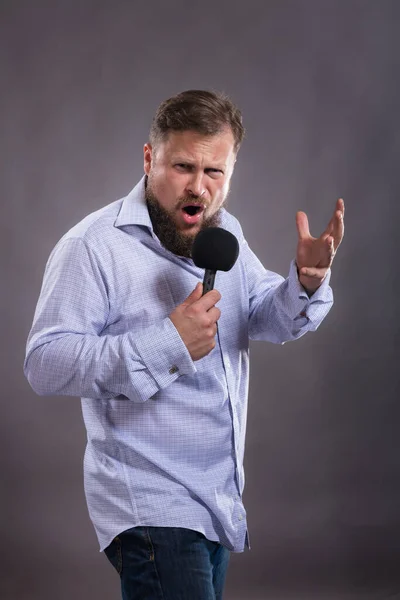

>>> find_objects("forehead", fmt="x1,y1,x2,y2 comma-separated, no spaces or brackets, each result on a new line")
156,129,236,164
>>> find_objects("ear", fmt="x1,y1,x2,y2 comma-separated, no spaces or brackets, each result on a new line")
143,143,153,175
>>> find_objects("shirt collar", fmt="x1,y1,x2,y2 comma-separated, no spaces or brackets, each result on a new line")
114,176,153,230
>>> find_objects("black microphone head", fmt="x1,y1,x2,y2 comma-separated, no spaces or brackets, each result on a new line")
192,227,239,271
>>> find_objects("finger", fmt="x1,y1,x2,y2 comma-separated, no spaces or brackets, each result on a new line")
207,306,221,323
299,266,330,279
296,211,310,240
331,206,345,250
196,289,222,311
322,210,336,238
181,282,203,307
327,235,335,260
315,236,335,268
322,198,344,242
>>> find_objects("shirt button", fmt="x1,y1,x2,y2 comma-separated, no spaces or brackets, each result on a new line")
238,515,243,521
169,365,179,375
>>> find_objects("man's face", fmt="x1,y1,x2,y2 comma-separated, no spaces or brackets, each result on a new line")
144,129,236,256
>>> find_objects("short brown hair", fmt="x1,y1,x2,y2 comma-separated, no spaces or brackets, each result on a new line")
149,90,245,153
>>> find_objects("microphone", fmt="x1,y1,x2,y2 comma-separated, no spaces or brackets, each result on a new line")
192,227,239,295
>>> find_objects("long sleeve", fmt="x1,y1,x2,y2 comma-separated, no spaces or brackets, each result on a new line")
24,237,196,402
242,239,334,343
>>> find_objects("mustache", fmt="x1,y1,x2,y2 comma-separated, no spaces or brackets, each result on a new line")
175,197,209,209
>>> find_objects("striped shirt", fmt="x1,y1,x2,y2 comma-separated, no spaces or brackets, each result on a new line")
24,176,333,553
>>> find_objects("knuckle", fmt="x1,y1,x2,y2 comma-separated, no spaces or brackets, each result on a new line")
206,328,214,340
188,305,200,318
200,315,210,328
207,290,220,303
206,316,214,328
214,290,222,302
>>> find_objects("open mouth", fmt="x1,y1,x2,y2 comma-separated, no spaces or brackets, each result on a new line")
182,205,203,216
180,204,205,225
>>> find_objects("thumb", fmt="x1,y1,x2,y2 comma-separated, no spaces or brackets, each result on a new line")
296,211,310,240
181,282,203,306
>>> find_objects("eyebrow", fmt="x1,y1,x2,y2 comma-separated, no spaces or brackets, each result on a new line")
172,157,227,170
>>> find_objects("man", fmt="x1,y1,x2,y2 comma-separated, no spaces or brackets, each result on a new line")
24,90,344,600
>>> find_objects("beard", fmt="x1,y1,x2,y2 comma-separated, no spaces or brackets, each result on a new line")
145,178,225,258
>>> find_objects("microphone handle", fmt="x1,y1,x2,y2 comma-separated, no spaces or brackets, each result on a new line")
202,269,216,295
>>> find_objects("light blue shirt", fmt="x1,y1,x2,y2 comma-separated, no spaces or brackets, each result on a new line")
24,177,333,553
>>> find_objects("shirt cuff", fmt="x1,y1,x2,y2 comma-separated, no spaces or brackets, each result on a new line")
287,260,334,325
133,317,197,391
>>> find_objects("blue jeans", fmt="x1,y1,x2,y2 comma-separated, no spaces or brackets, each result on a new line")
104,526,230,600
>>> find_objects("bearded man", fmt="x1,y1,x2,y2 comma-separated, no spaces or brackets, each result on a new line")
24,89,344,600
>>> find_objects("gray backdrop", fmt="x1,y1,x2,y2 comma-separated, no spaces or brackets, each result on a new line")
2,1,399,598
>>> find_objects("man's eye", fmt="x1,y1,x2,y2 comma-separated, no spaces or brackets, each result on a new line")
207,169,223,178
175,163,190,170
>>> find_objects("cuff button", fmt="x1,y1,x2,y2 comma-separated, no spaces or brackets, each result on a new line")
169,365,179,375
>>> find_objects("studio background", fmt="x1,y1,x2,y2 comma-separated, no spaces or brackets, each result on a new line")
1,1,399,598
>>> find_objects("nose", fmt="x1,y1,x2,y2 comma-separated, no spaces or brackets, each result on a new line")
186,172,206,199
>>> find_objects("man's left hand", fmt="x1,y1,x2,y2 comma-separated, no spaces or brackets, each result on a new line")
296,198,345,294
